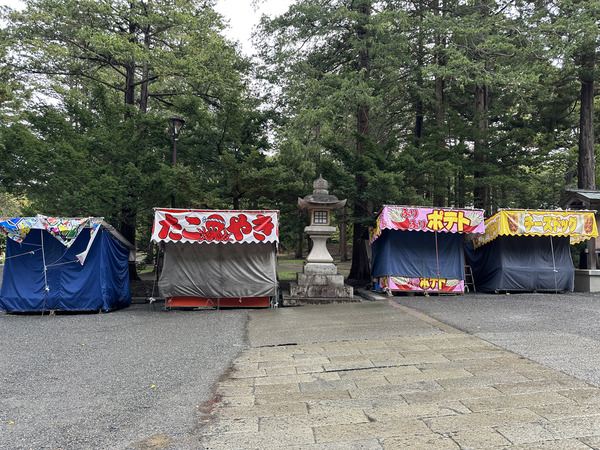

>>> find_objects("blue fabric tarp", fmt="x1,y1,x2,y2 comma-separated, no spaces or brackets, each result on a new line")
0,227,131,312
371,229,465,279
464,235,574,292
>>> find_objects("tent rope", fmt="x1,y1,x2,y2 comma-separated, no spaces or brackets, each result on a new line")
149,245,161,309
46,260,80,268
44,246,71,268
3,249,39,260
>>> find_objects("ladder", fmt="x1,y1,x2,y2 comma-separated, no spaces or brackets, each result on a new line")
464,265,476,292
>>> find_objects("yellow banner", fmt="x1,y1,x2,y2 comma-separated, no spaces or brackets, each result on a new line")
473,210,598,248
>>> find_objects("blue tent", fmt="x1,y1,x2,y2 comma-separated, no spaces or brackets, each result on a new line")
372,229,465,279
0,217,132,312
464,236,574,292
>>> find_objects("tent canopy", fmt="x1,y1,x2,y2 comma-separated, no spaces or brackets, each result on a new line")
473,209,598,248
0,216,132,312
0,215,134,260
151,209,279,302
372,229,465,279
370,205,485,243
465,235,574,292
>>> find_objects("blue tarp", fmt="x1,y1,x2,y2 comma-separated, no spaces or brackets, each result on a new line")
464,235,574,292
0,227,131,312
371,229,465,280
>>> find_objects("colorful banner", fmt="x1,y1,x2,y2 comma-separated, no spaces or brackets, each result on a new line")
0,216,105,264
151,209,279,244
0,217,37,243
473,210,598,248
370,206,485,243
40,216,102,248
376,275,465,293
0,216,102,246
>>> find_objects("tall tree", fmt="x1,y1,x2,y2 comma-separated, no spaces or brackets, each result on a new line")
529,0,600,190
258,0,416,281
1,0,248,277
427,0,552,213
351,0,375,281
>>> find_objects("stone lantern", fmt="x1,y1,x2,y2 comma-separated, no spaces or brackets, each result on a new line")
298,175,346,265
284,176,355,305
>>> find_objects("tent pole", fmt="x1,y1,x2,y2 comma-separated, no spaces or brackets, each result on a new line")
550,236,558,294
149,244,161,311
41,230,49,315
434,232,441,292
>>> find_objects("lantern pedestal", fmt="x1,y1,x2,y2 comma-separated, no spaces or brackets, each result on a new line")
305,225,335,263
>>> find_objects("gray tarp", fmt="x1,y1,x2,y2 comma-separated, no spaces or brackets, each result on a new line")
158,242,277,299
464,235,574,292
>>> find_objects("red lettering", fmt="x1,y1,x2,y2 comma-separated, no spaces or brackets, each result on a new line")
158,214,182,240
252,215,274,240
228,215,253,241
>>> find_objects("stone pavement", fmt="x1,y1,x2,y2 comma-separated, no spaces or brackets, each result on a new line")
198,298,600,449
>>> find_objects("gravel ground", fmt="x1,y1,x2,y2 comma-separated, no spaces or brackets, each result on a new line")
0,304,249,449
393,291,600,387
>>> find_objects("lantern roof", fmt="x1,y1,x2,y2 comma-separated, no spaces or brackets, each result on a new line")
298,175,347,211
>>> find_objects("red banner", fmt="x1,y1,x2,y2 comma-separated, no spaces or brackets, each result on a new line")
151,209,279,244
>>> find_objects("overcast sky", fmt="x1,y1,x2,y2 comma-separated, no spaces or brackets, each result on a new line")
215,0,292,55
0,0,293,56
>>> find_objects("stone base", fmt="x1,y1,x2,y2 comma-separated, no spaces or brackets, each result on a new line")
304,263,338,275
296,272,345,287
289,281,354,299
282,291,359,307
574,269,600,292
285,262,355,305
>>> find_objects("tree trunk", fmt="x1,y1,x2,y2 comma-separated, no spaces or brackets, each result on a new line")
473,82,489,213
350,111,373,281
414,2,424,148
455,169,465,208
140,27,151,114
339,209,348,261
578,51,596,190
295,210,304,259
349,0,373,282
579,46,597,269
472,0,492,214
120,210,140,280
122,27,139,279
433,0,447,208
125,61,136,113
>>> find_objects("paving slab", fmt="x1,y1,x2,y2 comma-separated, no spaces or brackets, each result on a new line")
198,299,600,448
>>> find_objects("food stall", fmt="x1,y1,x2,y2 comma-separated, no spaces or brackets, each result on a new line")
464,209,598,292
151,209,279,308
370,206,485,294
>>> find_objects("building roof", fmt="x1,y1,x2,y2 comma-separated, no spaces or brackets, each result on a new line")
559,189,600,210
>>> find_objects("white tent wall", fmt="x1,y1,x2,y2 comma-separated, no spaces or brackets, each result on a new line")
158,242,278,299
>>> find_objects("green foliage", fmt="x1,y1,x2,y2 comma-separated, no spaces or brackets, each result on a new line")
0,191,25,260
2,0,600,269
257,0,594,215
2,89,171,222
0,0,270,252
